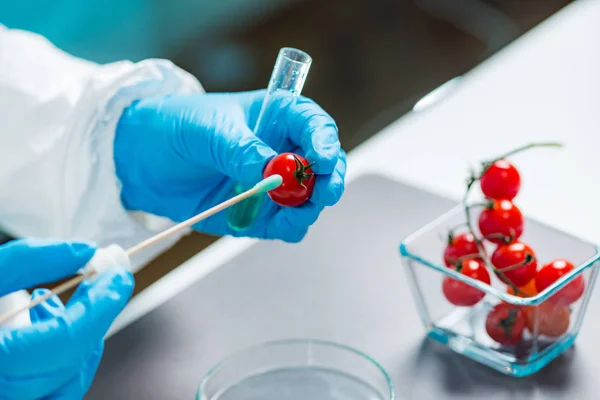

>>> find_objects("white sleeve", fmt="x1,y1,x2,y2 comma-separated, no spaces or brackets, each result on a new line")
0,26,204,271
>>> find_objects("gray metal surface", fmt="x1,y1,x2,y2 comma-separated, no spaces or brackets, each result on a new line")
86,174,600,399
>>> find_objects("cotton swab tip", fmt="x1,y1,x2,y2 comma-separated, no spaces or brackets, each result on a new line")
254,174,283,193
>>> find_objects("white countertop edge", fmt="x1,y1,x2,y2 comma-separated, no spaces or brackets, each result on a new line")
107,235,257,337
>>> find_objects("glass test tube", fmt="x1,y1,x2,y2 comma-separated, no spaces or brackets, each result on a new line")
226,47,312,231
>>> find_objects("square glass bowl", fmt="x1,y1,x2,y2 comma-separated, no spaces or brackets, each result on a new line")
400,205,600,377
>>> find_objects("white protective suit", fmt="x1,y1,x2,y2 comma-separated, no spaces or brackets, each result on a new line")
0,25,203,324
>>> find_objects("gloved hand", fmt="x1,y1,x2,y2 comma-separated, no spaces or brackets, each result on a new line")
114,90,346,242
0,239,134,400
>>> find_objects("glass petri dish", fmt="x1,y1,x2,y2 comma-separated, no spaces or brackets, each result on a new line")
197,339,394,400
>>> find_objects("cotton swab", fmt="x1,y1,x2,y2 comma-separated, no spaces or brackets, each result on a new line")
0,175,283,325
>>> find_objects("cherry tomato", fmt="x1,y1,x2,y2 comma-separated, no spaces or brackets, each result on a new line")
535,259,585,306
263,153,315,207
478,200,524,244
480,160,521,200
506,278,538,298
442,259,491,306
443,232,481,267
485,303,526,345
524,302,570,338
491,241,537,287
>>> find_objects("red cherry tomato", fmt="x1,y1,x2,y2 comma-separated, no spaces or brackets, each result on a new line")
485,303,526,345
478,200,524,244
523,302,570,338
480,160,521,200
491,241,537,287
442,259,491,306
263,153,315,207
443,232,481,267
535,259,585,306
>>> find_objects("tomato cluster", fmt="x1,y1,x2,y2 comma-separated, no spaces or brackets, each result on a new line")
441,149,585,346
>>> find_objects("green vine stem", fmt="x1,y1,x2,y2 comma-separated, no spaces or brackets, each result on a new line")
462,185,524,296
461,142,563,297
499,308,520,339
495,253,535,274
292,154,314,189
481,231,515,244
481,142,563,171
447,253,484,267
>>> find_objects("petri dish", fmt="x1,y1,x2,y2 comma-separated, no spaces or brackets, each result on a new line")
197,339,395,400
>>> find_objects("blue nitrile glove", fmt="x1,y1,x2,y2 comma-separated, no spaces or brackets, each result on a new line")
0,238,134,400
114,90,347,242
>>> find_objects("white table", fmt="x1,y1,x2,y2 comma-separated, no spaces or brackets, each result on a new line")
109,0,600,336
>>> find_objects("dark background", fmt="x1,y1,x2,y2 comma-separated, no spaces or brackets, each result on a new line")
173,0,571,150
0,0,573,295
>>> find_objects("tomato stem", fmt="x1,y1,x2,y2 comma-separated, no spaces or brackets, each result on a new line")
481,142,563,171
496,253,535,273
482,231,515,244
292,154,315,189
445,223,472,244
498,307,520,339
447,253,484,269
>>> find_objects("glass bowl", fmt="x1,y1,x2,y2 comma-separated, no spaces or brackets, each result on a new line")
400,204,600,377
197,339,394,400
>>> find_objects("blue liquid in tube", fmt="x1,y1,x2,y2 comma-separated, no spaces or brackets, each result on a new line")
226,47,312,231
